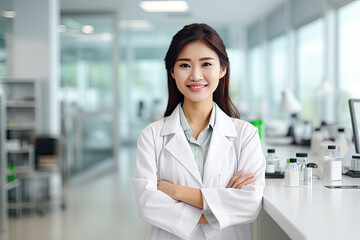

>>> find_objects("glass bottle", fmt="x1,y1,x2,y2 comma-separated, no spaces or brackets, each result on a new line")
285,158,299,187
323,145,342,181
266,149,280,174
335,127,349,160
311,128,324,156
311,128,324,179
296,153,308,183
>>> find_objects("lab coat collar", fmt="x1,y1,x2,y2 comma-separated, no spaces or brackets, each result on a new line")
161,103,238,186
162,104,203,185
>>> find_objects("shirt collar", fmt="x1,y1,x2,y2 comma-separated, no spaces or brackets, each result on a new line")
179,103,216,135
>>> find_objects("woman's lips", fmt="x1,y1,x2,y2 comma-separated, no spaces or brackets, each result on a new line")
187,84,207,92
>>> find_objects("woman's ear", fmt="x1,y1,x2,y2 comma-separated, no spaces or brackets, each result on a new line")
171,68,175,79
219,66,227,79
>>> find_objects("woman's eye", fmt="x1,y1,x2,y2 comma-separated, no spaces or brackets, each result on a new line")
180,63,190,68
202,62,211,67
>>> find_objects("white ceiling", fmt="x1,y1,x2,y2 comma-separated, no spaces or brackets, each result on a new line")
60,0,288,27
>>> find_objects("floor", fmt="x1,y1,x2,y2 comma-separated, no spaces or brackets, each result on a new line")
2,145,149,240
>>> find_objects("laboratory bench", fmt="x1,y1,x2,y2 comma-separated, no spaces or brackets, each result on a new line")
256,174,360,240
252,141,360,240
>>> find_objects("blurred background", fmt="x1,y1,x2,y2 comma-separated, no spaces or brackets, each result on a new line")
0,0,359,239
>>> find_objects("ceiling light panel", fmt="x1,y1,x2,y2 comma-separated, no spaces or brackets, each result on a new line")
1,11,16,18
82,25,94,34
139,1,189,12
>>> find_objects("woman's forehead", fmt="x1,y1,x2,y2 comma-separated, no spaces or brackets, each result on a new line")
177,41,219,60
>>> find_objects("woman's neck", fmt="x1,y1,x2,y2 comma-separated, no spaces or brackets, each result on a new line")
182,98,213,126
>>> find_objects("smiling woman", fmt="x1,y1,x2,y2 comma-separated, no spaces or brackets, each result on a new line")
132,23,265,240
164,23,240,119
171,41,226,105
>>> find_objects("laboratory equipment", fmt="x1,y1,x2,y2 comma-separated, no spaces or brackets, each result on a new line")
296,153,308,183
349,99,360,153
324,185,360,189
7,160,16,182
301,121,312,146
285,158,299,187
306,163,319,180
265,149,280,173
304,167,312,185
345,99,360,178
350,155,360,171
311,128,323,155
335,127,349,159
323,145,342,181
251,119,266,151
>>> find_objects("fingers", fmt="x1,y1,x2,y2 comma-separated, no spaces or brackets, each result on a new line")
232,173,255,189
227,170,244,188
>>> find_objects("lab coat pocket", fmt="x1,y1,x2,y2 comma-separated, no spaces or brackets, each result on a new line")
216,175,233,188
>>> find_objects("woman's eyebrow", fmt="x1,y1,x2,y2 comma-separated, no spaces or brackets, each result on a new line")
176,58,191,62
176,57,215,62
199,57,215,61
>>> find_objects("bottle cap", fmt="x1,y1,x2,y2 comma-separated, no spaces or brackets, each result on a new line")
338,127,345,132
306,163,318,168
267,149,275,153
328,145,336,149
352,155,360,159
296,153,308,158
289,158,297,163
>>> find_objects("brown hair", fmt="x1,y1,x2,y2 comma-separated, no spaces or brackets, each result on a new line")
164,23,240,118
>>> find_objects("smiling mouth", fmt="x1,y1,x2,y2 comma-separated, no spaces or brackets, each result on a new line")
187,84,208,92
187,84,207,89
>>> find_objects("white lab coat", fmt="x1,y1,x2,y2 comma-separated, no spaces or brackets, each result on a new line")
132,103,265,240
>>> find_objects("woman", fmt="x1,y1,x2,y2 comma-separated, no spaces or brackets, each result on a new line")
133,23,265,240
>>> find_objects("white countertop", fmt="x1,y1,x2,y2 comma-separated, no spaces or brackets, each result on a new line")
263,176,360,240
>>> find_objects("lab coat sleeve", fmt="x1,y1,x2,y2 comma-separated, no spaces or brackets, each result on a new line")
201,124,265,230
132,125,202,239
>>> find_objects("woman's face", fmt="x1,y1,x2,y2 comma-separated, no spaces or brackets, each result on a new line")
171,41,226,105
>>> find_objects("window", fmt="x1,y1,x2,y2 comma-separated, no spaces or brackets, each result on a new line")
338,0,360,127
248,45,264,118
269,35,288,119
297,19,325,125
227,49,244,111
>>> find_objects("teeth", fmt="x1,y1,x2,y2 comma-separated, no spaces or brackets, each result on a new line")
189,85,206,89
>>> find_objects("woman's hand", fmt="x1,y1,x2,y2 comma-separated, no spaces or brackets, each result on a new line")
227,170,255,189
157,180,178,199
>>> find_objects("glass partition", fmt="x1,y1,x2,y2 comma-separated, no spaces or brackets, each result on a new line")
119,26,179,144
248,45,264,119
269,35,288,119
227,49,245,114
60,13,116,176
338,0,360,127
297,19,325,125
0,0,14,77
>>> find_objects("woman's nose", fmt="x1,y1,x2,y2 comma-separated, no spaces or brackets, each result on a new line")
189,66,203,81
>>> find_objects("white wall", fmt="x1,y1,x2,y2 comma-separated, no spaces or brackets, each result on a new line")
11,0,60,134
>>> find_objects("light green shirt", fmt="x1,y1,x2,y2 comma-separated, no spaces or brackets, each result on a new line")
179,104,218,224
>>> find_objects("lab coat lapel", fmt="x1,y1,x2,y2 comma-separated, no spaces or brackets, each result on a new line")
203,104,237,185
162,104,203,186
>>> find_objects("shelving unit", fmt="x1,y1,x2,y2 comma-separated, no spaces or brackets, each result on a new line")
0,94,8,233
0,78,41,173
0,78,42,214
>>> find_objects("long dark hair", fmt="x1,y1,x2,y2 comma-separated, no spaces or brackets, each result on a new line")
164,23,240,118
